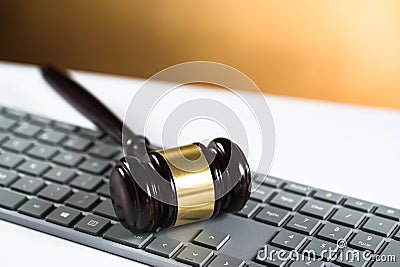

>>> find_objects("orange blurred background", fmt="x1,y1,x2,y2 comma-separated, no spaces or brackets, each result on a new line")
1,1,399,109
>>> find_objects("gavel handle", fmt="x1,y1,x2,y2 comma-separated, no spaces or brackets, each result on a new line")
40,65,154,156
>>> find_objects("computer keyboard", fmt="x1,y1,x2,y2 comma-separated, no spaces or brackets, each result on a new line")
0,105,399,267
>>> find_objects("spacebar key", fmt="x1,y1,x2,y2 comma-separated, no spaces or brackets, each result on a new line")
0,188,27,210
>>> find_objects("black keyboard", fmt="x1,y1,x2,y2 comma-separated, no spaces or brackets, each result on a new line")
0,105,399,267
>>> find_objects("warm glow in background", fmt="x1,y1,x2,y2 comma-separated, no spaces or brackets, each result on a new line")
1,1,399,109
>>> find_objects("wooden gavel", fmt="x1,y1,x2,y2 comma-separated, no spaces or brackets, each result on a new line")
41,65,252,233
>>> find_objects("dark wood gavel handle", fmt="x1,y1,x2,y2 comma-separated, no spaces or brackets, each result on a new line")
40,65,136,144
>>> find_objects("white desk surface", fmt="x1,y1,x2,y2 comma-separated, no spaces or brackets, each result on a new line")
0,61,399,266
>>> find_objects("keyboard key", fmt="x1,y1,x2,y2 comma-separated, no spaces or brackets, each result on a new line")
96,182,111,197
3,108,26,119
102,135,119,145
250,184,274,202
344,198,374,213
317,222,352,243
0,116,17,130
254,245,289,267
283,182,313,196
330,207,365,228
302,238,339,260
65,191,99,211
38,129,66,145
63,135,91,151
254,205,290,227
0,168,19,186
289,259,325,267
300,199,335,219
2,138,32,153
38,184,72,202
0,188,26,210
88,143,119,159
235,199,260,218
176,244,213,267
193,229,230,250
74,214,110,236
361,216,397,237
79,158,110,175
349,232,384,253
13,122,41,138
53,121,77,132
29,115,52,126
253,174,284,188
11,176,45,194
270,192,304,211
93,199,118,220
0,133,8,144
208,254,244,267
270,229,307,250
145,236,183,258
335,247,369,267
314,189,343,204
78,128,104,139
17,160,50,176
372,242,400,267
103,223,153,249
18,198,53,218
374,206,400,221
53,151,84,167
43,167,76,184
46,206,81,227
0,152,24,168
70,174,102,191
27,145,58,160
285,214,321,235
395,229,400,241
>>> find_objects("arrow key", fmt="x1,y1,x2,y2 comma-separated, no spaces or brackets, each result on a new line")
193,229,230,250
208,254,245,267
176,244,213,267
145,236,182,258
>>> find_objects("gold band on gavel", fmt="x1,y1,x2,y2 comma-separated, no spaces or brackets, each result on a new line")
156,144,215,226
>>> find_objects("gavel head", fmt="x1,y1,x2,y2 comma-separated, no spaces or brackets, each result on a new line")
109,137,251,233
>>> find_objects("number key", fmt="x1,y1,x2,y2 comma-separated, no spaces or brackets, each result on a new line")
317,222,352,243
302,238,339,260
270,229,307,250
285,214,321,235
349,232,384,253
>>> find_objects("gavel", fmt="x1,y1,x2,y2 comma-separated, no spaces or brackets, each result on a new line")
41,65,251,233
